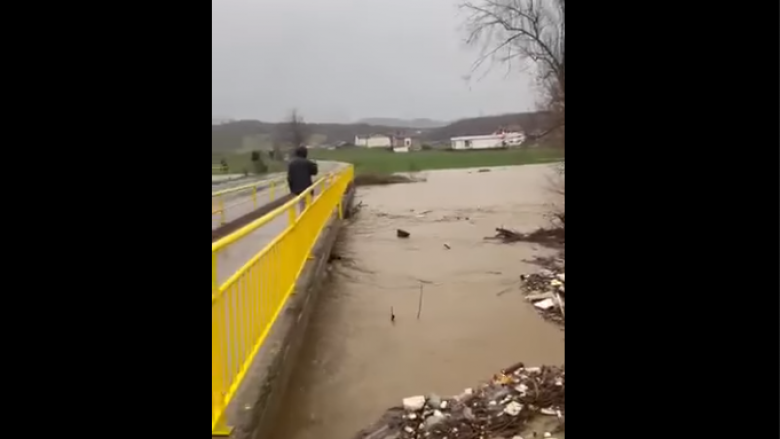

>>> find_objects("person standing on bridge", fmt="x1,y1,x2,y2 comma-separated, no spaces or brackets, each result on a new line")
287,146,318,211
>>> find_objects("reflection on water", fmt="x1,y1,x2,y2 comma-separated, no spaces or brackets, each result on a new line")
272,165,565,439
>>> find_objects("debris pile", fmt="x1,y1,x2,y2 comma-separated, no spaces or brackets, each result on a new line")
520,267,565,326
486,227,564,248
351,363,565,439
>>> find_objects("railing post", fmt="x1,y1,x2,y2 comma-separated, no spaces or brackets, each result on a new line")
219,197,225,225
212,249,228,436
270,182,276,201
251,186,257,209
212,252,218,294
288,204,296,225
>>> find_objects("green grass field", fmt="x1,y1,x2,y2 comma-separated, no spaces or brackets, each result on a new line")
211,152,287,175
309,147,563,175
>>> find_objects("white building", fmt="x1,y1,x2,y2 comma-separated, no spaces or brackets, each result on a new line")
450,132,526,150
355,134,392,148
392,137,412,153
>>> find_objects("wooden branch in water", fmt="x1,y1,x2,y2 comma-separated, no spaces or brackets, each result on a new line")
494,227,524,242
487,227,565,246
417,283,424,319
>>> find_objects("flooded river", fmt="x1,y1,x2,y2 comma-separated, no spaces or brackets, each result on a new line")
272,164,565,439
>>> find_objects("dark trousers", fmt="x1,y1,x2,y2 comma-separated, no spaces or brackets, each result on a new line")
294,188,315,215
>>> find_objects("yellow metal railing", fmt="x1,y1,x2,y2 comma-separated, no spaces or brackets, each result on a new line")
211,178,286,226
211,165,353,435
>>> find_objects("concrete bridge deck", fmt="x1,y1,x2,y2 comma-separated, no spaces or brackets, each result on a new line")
212,161,346,286
212,163,354,438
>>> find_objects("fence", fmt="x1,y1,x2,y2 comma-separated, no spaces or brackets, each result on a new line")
211,165,354,435
211,177,286,226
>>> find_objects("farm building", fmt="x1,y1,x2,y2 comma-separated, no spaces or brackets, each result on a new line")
356,134,417,151
450,132,526,150
355,134,392,148
392,137,413,153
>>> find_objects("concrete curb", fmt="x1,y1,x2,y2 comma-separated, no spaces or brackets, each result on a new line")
218,186,355,439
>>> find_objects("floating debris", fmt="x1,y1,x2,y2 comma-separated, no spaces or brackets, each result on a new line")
486,227,564,248
519,264,565,327
533,298,556,310
402,395,426,411
350,364,565,439
397,229,410,238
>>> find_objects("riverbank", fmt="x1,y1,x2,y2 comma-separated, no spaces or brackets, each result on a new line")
310,148,563,175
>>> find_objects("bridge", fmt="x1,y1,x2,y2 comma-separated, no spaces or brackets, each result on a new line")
212,162,354,437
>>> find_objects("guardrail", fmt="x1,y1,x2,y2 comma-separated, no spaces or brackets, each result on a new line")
211,177,287,226
211,165,354,435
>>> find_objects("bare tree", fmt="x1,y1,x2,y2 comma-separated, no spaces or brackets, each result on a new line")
270,109,310,159
462,0,565,231
284,109,310,148
461,0,564,123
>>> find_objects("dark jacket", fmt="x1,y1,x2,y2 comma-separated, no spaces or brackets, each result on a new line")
287,156,318,195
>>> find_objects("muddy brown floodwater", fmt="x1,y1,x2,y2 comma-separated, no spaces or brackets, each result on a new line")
272,164,565,439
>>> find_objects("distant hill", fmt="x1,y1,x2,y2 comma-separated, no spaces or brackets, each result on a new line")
212,111,556,152
211,120,414,152
355,118,447,129
211,117,235,125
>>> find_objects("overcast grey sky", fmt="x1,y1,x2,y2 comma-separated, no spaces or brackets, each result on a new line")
211,0,537,123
